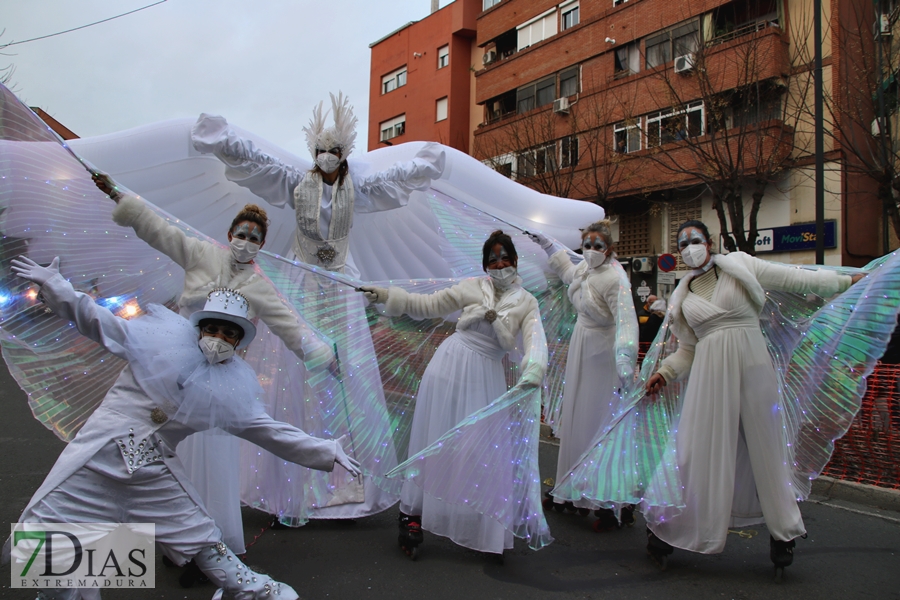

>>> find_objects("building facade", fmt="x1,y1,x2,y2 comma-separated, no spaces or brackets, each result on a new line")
370,0,895,299
368,0,482,152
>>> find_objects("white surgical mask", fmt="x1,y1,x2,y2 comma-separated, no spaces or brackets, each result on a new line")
316,153,341,174
488,266,518,289
583,249,607,269
230,238,260,263
681,244,709,269
199,336,235,364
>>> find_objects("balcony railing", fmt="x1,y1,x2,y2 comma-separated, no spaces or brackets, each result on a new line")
708,19,780,47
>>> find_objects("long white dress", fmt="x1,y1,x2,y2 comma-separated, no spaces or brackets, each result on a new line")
648,252,852,553
384,276,547,553
546,252,637,508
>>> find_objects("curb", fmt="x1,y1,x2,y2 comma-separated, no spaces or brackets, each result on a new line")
810,476,900,513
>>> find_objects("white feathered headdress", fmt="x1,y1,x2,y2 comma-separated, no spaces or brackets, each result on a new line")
303,91,358,162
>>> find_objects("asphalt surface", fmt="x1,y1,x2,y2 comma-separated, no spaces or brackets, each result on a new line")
1,358,899,600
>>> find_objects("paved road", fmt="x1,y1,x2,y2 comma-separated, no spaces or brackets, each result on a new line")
1,359,899,599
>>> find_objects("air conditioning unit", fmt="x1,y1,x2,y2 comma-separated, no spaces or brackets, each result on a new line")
674,53,695,74
632,257,653,273
483,50,497,65
553,97,570,114
880,13,892,36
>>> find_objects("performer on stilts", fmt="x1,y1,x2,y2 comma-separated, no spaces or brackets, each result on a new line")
360,230,548,559
641,220,864,576
530,222,639,531
189,92,446,525
2,257,359,600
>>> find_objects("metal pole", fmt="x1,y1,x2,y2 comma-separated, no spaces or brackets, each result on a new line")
814,0,825,264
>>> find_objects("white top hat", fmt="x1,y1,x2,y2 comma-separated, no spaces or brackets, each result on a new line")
189,288,257,349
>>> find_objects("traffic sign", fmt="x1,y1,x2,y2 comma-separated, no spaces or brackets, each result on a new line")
658,253,676,272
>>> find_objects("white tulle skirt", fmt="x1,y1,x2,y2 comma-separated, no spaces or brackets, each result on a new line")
400,326,514,554
552,319,619,509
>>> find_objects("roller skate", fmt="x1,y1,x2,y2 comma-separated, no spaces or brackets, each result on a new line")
620,504,636,527
770,535,795,582
646,528,673,571
592,508,620,532
178,559,210,588
398,513,423,560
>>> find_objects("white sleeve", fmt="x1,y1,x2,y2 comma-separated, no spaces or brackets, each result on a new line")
38,274,130,359
518,298,548,386
191,113,305,210
353,142,446,213
229,414,337,472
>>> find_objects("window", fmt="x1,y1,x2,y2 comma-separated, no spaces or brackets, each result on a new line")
483,0,501,9
382,67,407,94
485,90,517,123
646,101,703,147
436,97,448,122
516,144,557,178
517,9,558,51
561,1,580,30
614,42,640,77
561,136,579,168
614,119,642,153
645,20,699,69
438,45,449,69
559,67,579,97
613,0,627,6
516,77,555,113
380,115,406,141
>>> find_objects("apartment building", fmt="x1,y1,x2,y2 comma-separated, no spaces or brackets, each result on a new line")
370,0,894,292
368,0,482,152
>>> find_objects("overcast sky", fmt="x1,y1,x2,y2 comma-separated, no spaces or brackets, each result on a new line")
4,0,445,155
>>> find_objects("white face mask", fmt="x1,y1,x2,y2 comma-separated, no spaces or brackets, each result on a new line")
199,336,235,364
230,238,260,263
583,249,607,269
488,266,518,289
316,152,341,174
681,244,709,269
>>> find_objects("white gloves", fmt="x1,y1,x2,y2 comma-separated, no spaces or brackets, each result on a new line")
11,256,60,286
304,343,337,374
358,285,389,305
527,232,556,258
617,360,635,387
334,434,362,477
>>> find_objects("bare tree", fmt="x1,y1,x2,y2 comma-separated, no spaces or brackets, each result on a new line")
817,1,900,247
474,106,580,199
638,7,812,254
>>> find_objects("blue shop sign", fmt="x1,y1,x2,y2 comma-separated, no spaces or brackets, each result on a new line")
723,221,836,253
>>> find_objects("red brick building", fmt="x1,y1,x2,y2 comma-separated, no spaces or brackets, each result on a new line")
368,0,481,152
370,0,893,274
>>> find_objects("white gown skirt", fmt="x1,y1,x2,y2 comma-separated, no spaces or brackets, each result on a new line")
400,325,514,554
552,318,619,508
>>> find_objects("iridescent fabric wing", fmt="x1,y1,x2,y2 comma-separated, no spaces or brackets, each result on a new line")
551,314,686,516
759,254,900,498
0,85,186,441
386,385,552,550
418,190,578,431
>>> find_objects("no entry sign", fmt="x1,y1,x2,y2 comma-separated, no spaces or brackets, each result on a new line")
658,253,676,272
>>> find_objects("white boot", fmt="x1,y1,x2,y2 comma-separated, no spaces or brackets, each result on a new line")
194,542,298,600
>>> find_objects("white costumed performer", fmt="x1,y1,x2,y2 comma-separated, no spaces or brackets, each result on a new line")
92,174,335,551
360,230,548,556
190,93,445,523
2,257,360,600
642,220,863,570
530,222,639,529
